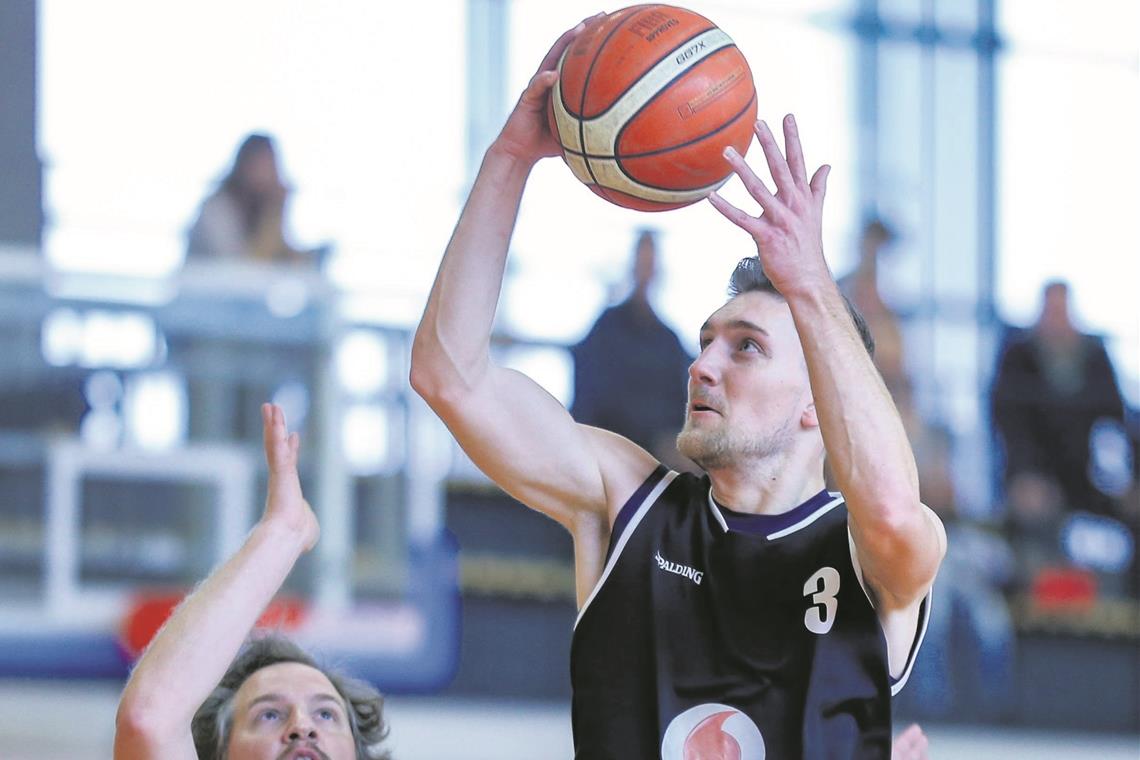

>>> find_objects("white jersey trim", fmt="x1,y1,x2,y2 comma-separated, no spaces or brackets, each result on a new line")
704,489,844,539
574,469,679,630
766,494,844,540
846,519,934,696
704,487,730,532
890,590,932,695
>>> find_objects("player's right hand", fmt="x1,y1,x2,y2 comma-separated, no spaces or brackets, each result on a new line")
494,13,604,165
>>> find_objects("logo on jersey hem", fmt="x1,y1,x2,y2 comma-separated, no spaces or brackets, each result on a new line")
655,551,704,585
661,703,766,758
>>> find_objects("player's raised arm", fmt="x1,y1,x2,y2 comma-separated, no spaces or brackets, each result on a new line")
411,15,656,533
709,115,945,611
113,404,318,760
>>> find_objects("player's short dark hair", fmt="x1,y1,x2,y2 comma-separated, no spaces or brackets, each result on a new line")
727,256,875,358
191,634,390,760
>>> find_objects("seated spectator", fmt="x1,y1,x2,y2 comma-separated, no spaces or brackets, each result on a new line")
186,133,311,265
992,281,1131,588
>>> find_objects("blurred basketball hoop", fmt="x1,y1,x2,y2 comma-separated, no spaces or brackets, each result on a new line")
119,591,310,661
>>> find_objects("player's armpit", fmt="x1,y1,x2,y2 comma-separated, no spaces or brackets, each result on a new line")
423,364,656,529
580,425,663,526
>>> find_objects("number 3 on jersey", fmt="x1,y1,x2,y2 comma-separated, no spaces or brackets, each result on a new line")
803,566,841,634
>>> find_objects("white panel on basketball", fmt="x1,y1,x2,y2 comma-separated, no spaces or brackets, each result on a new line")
549,71,583,153
564,152,593,185
550,28,734,158
585,158,730,202
580,28,734,155
551,27,740,202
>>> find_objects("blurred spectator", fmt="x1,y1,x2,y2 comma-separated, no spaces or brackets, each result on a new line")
570,229,692,469
839,217,907,397
992,281,1129,523
186,133,311,264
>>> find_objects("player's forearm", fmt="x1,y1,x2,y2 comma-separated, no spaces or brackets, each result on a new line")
787,284,920,520
117,519,308,737
787,284,944,602
411,144,533,399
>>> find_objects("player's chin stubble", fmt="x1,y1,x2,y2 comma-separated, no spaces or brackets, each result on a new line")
676,417,793,471
677,423,733,470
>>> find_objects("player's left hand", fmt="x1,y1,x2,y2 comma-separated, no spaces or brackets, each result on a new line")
708,114,833,300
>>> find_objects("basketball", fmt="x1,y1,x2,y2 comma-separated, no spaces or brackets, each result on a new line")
547,5,758,212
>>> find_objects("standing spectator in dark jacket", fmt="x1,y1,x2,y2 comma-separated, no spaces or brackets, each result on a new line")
992,280,1127,525
571,229,693,468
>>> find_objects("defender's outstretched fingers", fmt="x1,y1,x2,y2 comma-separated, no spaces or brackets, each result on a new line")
723,146,785,220
782,114,810,189
754,120,796,196
262,403,293,472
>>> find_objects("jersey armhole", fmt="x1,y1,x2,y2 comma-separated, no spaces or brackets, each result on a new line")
847,524,933,696
575,467,677,630
606,464,669,561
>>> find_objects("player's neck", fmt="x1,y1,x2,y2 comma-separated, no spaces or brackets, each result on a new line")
707,459,826,517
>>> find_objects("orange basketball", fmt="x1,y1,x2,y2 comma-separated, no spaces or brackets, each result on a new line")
548,4,757,212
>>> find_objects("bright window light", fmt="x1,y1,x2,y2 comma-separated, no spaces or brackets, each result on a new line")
342,404,391,475
123,372,187,451
498,345,574,408
42,308,160,369
335,330,388,397
41,307,83,366
997,18,1139,402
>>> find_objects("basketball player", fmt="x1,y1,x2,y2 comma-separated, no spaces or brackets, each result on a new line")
113,404,389,760
411,15,945,759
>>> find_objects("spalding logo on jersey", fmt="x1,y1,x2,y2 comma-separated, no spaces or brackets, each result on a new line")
660,703,765,759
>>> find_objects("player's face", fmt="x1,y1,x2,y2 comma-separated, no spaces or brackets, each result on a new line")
226,662,357,760
677,291,814,470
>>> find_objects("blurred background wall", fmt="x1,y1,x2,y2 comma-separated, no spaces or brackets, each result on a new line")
0,0,1137,757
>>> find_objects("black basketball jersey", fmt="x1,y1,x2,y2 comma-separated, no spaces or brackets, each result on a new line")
570,466,929,759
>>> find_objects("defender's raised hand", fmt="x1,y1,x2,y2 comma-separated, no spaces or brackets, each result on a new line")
708,114,833,299
115,405,323,760
261,402,318,552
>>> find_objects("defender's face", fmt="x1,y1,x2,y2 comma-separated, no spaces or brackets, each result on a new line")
226,662,356,760
677,291,814,470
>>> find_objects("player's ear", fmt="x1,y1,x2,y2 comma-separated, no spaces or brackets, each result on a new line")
801,402,819,429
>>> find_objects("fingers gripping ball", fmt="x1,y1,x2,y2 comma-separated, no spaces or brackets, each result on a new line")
547,4,757,212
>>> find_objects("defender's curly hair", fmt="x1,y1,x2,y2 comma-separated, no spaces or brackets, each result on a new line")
191,634,390,760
